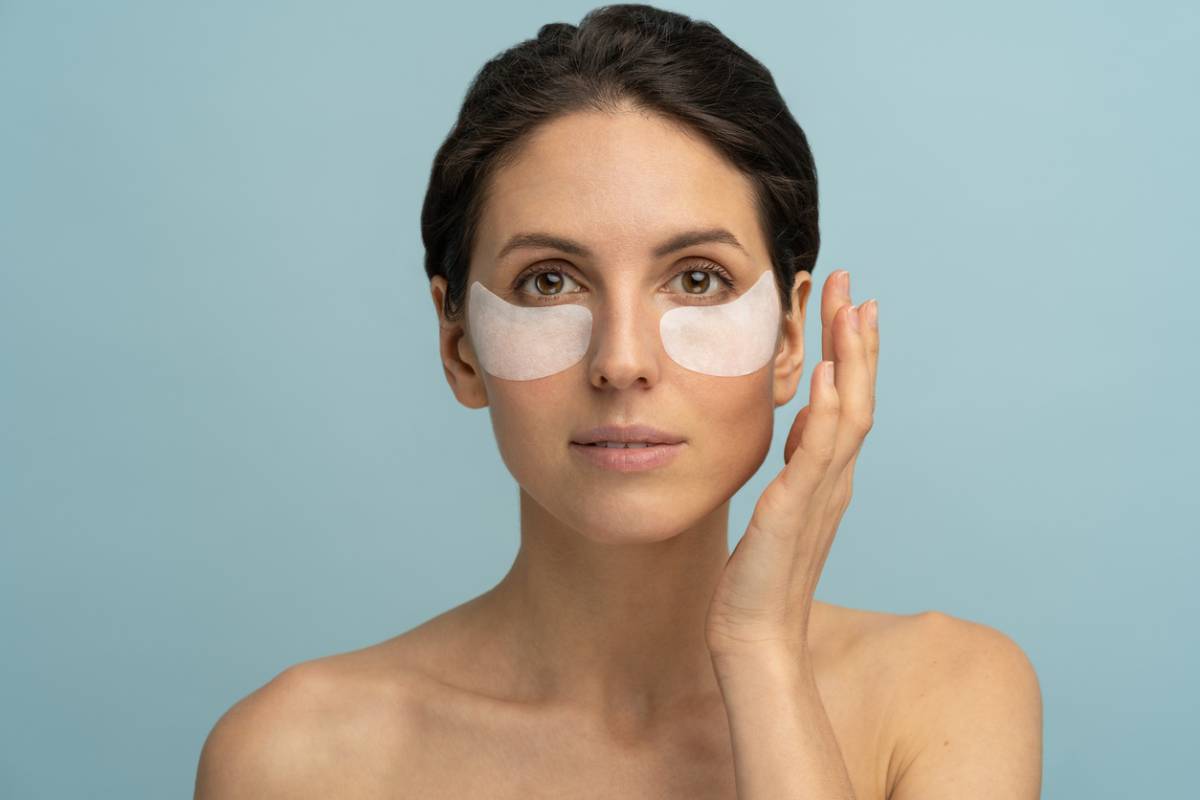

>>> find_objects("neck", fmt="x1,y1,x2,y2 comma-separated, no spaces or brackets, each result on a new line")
474,487,732,722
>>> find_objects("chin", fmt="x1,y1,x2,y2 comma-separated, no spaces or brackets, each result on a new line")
554,491,718,546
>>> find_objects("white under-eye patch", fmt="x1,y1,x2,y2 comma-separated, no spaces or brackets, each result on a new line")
466,269,781,381
659,270,781,377
467,280,593,380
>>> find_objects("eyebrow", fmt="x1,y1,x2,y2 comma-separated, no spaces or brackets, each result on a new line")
495,227,748,262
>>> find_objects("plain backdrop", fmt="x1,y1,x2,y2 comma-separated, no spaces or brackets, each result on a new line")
2,1,1197,797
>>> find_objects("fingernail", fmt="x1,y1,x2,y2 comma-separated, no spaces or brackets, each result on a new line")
848,304,861,332
822,360,835,385
867,299,878,329
841,271,851,294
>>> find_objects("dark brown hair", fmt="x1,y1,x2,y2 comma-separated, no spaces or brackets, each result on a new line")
421,3,819,322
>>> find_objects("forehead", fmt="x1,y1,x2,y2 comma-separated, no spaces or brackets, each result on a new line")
471,109,766,273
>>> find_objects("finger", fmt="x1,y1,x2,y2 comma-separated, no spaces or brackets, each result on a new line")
831,303,874,472
778,359,839,496
821,270,851,364
782,360,852,588
751,360,839,535
830,297,878,489
783,405,809,465
786,272,860,467
860,299,879,416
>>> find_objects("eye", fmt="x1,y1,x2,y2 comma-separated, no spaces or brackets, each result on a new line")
513,266,583,299
511,260,738,303
667,262,737,300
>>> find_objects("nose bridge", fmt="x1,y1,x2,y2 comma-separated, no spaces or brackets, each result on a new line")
587,279,663,388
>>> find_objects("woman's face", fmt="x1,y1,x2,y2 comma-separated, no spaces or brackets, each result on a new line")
433,107,810,544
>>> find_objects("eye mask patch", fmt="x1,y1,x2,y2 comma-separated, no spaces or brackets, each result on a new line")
466,281,594,381
467,269,781,380
659,269,781,377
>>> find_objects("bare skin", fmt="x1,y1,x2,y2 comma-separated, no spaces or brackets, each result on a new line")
195,105,1041,798
199,599,924,799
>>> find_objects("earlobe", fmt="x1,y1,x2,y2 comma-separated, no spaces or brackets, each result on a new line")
429,277,489,409
447,329,490,410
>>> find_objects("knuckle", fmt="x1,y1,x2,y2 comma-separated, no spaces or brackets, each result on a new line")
832,485,852,514
807,442,836,465
846,409,872,434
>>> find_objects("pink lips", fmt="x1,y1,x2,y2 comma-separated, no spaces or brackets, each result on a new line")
569,441,685,472
570,423,685,446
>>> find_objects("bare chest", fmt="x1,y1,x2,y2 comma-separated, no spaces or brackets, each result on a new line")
338,678,890,800
310,605,906,799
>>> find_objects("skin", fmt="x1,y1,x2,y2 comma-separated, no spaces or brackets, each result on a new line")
441,105,807,714
194,105,1042,799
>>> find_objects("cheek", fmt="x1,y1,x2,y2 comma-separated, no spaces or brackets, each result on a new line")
485,378,576,477
684,370,776,484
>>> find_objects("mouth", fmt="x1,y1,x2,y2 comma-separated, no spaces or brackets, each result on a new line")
568,440,685,472
575,441,671,449
569,423,686,447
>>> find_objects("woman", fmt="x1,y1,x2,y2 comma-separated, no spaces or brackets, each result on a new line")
196,5,1042,798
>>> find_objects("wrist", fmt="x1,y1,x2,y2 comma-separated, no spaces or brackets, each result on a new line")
709,638,813,679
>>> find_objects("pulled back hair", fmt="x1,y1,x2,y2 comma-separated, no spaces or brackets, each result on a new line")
421,3,819,322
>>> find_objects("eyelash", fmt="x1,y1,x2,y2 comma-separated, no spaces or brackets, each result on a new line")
512,261,738,302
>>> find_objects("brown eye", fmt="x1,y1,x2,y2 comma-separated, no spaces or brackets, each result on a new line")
513,266,582,300
533,271,565,295
680,270,712,294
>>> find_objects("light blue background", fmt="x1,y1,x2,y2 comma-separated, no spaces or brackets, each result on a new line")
2,1,1196,797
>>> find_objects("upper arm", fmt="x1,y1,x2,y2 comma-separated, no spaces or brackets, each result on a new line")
193,664,332,800
887,612,1043,800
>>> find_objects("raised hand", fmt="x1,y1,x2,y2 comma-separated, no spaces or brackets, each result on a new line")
705,269,879,658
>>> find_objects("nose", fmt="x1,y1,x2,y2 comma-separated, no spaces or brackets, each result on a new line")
586,286,664,390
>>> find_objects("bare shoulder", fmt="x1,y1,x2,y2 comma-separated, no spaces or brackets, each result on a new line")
193,654,419,799
807,600,916,688
194,663,334,799
882,610,1043,800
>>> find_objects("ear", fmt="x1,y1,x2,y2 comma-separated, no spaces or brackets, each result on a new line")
772,271,811,408
430,276,489,409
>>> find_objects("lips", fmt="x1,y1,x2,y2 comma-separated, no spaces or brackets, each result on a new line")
569,440,684,472
570,423,686,446
581,441,664,448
